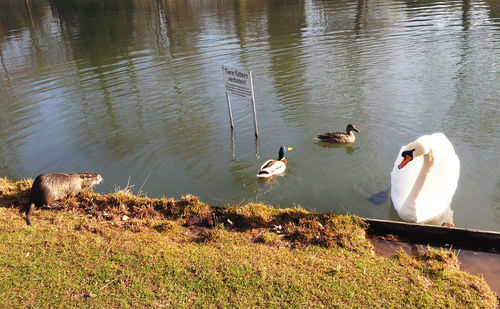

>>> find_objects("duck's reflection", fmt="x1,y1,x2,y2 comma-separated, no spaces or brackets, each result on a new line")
315,141,359,154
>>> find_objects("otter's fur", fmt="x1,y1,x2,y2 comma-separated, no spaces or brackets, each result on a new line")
23,172,103,225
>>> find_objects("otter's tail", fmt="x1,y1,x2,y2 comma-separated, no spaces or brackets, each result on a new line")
23,202,34,225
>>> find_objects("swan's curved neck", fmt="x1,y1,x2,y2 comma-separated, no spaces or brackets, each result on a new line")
406,151,434,203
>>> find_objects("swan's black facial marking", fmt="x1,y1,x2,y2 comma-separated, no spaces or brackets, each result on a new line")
401,149,415,159
398,149,415,169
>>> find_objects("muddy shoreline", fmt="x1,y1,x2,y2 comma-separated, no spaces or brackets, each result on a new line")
370,237,500,296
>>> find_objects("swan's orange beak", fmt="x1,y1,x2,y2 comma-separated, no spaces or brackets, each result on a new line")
398,154,412,169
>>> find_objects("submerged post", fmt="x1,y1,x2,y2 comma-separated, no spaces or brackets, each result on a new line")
222,65,259,138
225,92,234,129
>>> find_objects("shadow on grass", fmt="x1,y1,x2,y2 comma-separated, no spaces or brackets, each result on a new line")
0,178,31,211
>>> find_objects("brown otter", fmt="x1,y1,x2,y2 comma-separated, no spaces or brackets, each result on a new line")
23,172,103,225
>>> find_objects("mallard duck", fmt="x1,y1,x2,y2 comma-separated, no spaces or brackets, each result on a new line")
257,145,293,178
316,124,360,144
391,133,460,223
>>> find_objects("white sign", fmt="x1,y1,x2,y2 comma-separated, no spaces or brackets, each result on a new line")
222,65,254,100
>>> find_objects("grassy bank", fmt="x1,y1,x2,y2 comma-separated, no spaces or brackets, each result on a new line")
0,178,497,308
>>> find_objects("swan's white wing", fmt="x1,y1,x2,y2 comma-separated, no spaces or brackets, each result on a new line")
417,133,460,219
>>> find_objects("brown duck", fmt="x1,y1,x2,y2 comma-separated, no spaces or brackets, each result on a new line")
316,124,360,144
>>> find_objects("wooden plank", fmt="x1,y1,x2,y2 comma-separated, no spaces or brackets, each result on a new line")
363,218,500,253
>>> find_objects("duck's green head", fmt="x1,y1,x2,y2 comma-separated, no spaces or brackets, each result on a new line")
278,145,293,160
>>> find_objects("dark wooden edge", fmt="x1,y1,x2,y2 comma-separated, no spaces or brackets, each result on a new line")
363,218,500,253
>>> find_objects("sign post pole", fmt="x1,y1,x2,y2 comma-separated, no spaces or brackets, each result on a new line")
248,70,259,138
222,66,235,129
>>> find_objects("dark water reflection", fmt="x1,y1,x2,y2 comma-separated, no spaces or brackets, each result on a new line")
0,0,499,231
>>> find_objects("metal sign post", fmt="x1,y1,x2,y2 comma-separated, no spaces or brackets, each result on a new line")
248,70,259,138
222,65,259,138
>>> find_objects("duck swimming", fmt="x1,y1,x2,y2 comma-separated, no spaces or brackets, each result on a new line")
316,124,360,144
257,145,293,178
390,133,460,223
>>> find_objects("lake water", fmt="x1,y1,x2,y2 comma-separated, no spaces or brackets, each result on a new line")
0,0,499,231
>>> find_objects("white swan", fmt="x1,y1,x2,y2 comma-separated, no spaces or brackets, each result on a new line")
390,133,460,223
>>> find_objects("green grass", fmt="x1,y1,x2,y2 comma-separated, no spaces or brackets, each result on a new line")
0,178,497,308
